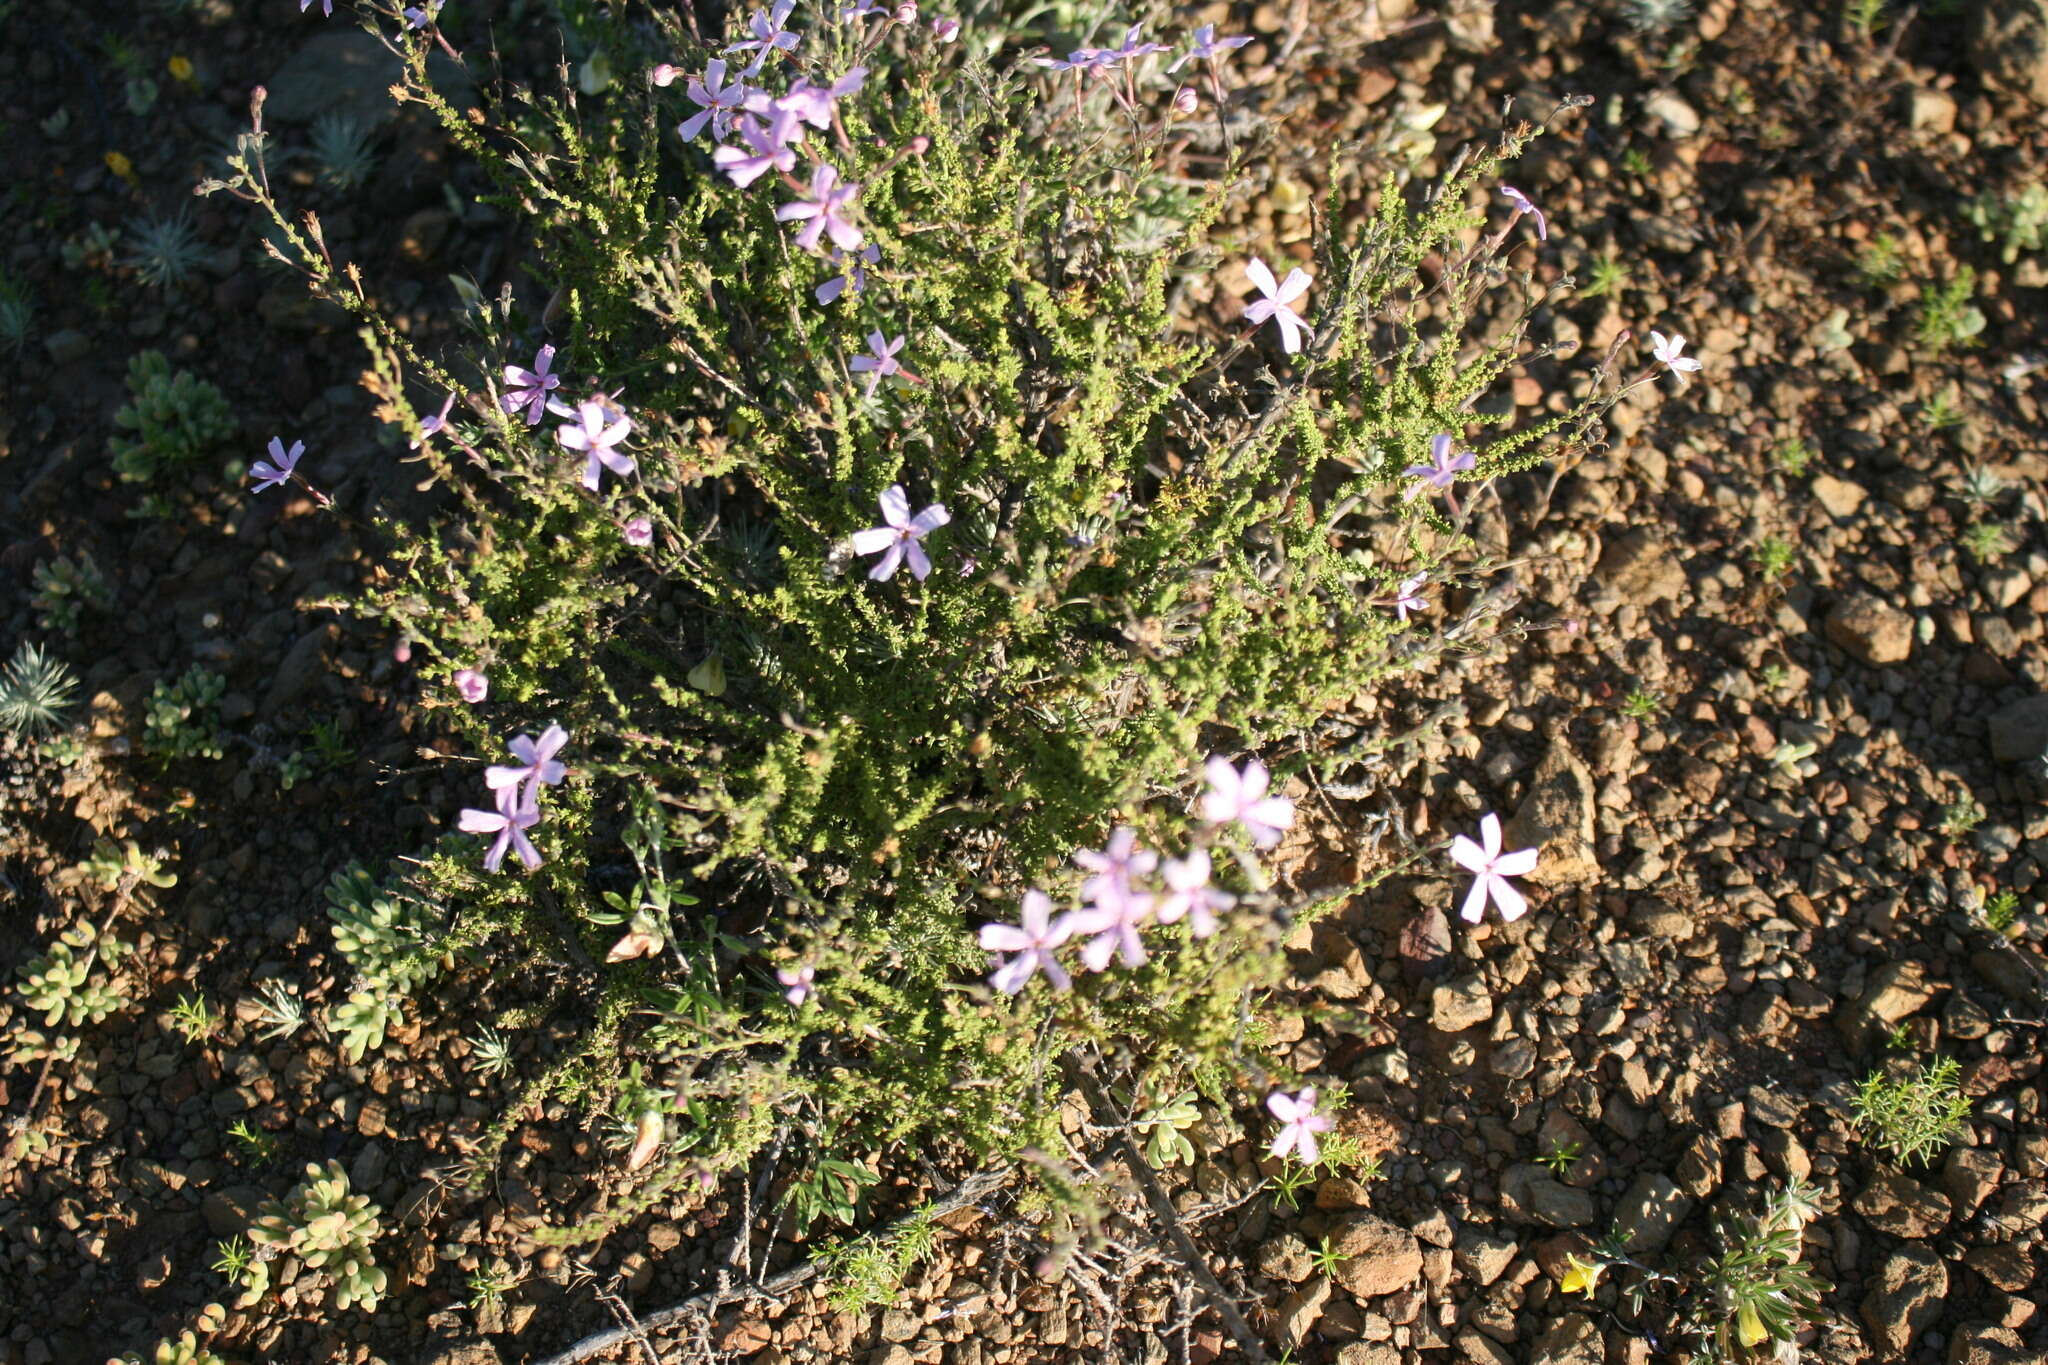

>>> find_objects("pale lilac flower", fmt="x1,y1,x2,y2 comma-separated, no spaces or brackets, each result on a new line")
712,111,801,187
1243,257,1313,354
458,787,543,873
776,163,864,252
847,330,906,397
1106,24,1168,64
979,890,1075,994
453,669,489,704
1034,46,1114,73
840,0,888,18
932,16,960,41
623,516,653,547
485,723,570,804
1649,330,1703,375
773,67,866,130
299,0,333,14
403,2,440,27
1172,86,1199,115
1167,23,1251,73
1405,433,1476,497
1199,756,1295,849
726,0,800,74
1154,849,1235,939
502,345,562,425
1074,827,1158,908
850,484,949,581
650,63,682,87
894,1,919,22
1448,812,1540,924
411,391,456,449
1266,1087,1333,1164
1499,185,1547,241
1390,572,1428,621
557,397,636,492
249,436,305,493
777,964,816,1005
678,59,750,142
816,243,880,304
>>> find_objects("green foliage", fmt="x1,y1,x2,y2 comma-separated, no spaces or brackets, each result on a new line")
1955,463,2007,508
1579,252,1631,298
227,1118,278,1162
31,553,113,634
1852,232,1904,287
1961,521,2010,562
143,665,227,762
115,1331,227,1365
1983,889,2020,933
206,9,1623,1229
324,863,447,1063
1307,1233,1351,1276
17,931,126,1028
1853,1057,1971,1165
1965,182,2048,264
1618,688,1659,720
309,113,378,191
246,1161,388,1312
1133,1090,1202,1168
1939,796,1985,838
122,210,207,290
1538,1139,1583,1175
169,991,217,1043
1843,0,1887,37
0,640,80,739
81,837,180,891
1913,267,1985,352
1751,535,1797,580
110,350,237,483
818,1208,940,1313
249,978,307,1041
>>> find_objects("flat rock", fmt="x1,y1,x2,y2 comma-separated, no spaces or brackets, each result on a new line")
1529,1313,1603,1365
1942,1146,2004,1215
1987,694,2048,762
1597,528,1687,606
1968,0,2048,104
1452,1230,1518,1286
1851,1170,1951,1239
419,1344,502,1365
1505,741,1598,885
1430,974,1494,1033
1861,1246,1946,1356
1810,474,1868,518
1836,959,1932,1050
1961,1244,2036,1294
1612,1172,1692,1253
1276,1274,1331,1347
1944,1323,2046,1365
1825,592,1913,666
1329,1213,1422,1298
1642,90,1702,137
265,29,474,127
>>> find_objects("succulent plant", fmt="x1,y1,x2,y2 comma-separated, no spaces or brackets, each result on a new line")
247,1162,387,1312
17,942,123,1028
31,553,113,634
325,863,440,991
116,1331,228,1365
309,113,380,191
109,350,237,483
0,641,80,739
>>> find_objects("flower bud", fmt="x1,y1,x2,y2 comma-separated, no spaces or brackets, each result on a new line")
894,0,917,21
931,16,960,41
1173,86,1198,115
908,134,931,154
650,63,680,87
454,668,489,703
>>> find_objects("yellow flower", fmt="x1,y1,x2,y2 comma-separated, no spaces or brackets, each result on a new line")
105,150,138,187
167,55,195,83
1736,1302,1769,1349
1559,1253,1604,1297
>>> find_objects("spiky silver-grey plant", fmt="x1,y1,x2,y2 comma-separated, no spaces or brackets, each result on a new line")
0,641,80,739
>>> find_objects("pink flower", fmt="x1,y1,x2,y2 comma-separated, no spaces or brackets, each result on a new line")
250,436,305,493
1199,756,1294,848
1448,813,1540,924
453,669,489,703
979,890,1075,993
775,162,864,252
1066,885,1154,972
1172,86,1199,115
1499,185,1548,241
411,391,456,450
458,787,543,872
713,109,803,187
1153,849,1235,938
847,329,908,397
726,0,801,75
1242,257,1313,354
1073,827,1158,908
931,16,960,41
557,397,635,491
1649,330,1703,375
650,63,682,87
816,243,880,305
777,964,816,1005
678,58,750,142
502,345,562,426
772,67,866,130
485,724,569,807
623,516,653,547
1266,1087,1333,1164
1167,23,1252,73
850,484,950,581
1405,433,1475,498
1389,572,1428,621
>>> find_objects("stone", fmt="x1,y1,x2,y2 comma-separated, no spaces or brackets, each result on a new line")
265,29,474,128
1529,1178,1597,1228
1825,593,1913,666
1276,1274,1331,1347
1904,86,1959,132
201,1185,268,1238
1860,1246,1947,1356
878,1308,920,1343
1337,1346,1401,1365
1944,1324,2043,1365
1452,1230,1518,1286
1258,1232,1314,1283
1505,741,1599,885
1851,1170,1952,1239
1430,974,1494,1033
1968,0,2048,105
1837,959,1933,1050
1987,694,2048,762
1810,474,1868,519
44,329,91,366
1612,1173,1692,1253
1329,1213,1423,1299
263,623,338,713
1529,1313,1603,1365
1643,90,1702,137
1942,1146,2004,1215
1598,528,1687,605
1963,1244,2035,1294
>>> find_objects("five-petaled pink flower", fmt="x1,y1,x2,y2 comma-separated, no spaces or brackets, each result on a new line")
773,67,866,129
623,516,653,547
1266,1087,1333,1164
817,243,880,304
1449,812,1540,924
1405,433,1476,497
713,109,803,187
726,0,801,74
458,787,543,872
1154,849,1236,939
1390,572,1428,621
1243,257,1314,354
454,668,489,703
1500,185,1547,241
1199,756,1295,848
851,484,950,581
678,58,750,142
1649,330,1702,376
1066,879,1155,972
485,723,570,806
1167,23,1252,73
557,397,636,491
1074,827,1158,909
777,163,864,252
502,345,562,425
848,330,908,397
980,890,1076,993
250,436,305,493
777,964,816,1005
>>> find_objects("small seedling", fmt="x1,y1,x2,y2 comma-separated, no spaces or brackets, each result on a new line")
1853,1058,1970,1166
1983,890,2019,933
144,665,227,762
1619,688,1660,720
1852,233,1904,287
169,991,217,1043
1268,1161,1316,1210
1960,522,2010,562
1844,0,1886,37
1580,253,1631,299
1885,1022,1913,1051
1914,268,1986,352
1758,662,1790,690
1771,741,1817,773
1954,464,2007,509
1939,796,1985,838
211,1235,254,1281
1920,386,1966,433
1773,438,1816,477
1621,147,1654,178
465,1264,520,1308
1965,182,2048,263
250,979,307,1042
123,211,207,290
31,554,113,634
1307,1234,1352,1276
227,1118,278,1162
1752,536,1797,580
1133,1091,1201,1169
468,1026,516,1077
1539,1139,1583,1176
